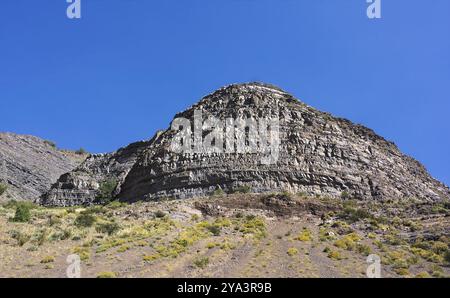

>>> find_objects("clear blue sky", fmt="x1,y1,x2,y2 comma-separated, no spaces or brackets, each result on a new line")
0,1,449,186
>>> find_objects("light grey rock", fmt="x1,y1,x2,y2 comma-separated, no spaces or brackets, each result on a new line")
39,138,156,206
0,132,86,202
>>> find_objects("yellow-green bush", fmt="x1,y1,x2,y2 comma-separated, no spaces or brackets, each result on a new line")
97,271,117,278
295,228,312,242
143,254,159,262
327,250,342,260
410,247,443,263
0,183,7,196
40,256,55,264
416,271,431,278
238,216,267,240
73,246,90,261
334,233,361,251
287,247,299,256
193,257,209,269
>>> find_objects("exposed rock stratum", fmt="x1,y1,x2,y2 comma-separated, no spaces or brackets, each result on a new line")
0,133,86,202
38,83,450,206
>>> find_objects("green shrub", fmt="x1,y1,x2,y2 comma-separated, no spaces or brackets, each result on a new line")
97,271,116,278
444,250,450,264
295,228,312,242
40,256,55,264
431,241,448,255
340,206,372,223
395,268,410,276
323,247,331,253
328,250,342,260
73,246,90,261
239,216,267,240
35,229,49,246
233,185,252,194
96,221,120,235
193,257,209,269
340,191,350,200
287,247,299,256
75,148,87,155
75,212,96,228
213,188,225,196
206,225,221,236
106,201,127,210
12,202,32,222
5,200,36,210
84,205,106,214
95,179,117,204
334,233,361,251
48,215,62,226
0,183,7,196
10,230,30,246
416,271,431,278
154,210,166,218
44,140,56,148
356,244,372,256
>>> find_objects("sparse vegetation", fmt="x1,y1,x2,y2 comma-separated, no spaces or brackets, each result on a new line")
75,148,87,155
97,272,117,278
193,257,209,269
0,193,448,278
207,225,222,236
95,179,118,204
213,188,225,196
96,221,120,235
40,256,55,264
416,271,431,278
287,247,298,256
295,228,312,242
233,185,252,194
444,250,450,264
339,205,372,223
106,201,128,209
340,191,350,200
74,212,96,228
154,210,166,218
10,230,31,246
73,246,90,261
334,233,361,251
12,202,33,222
0,183,7,196
44,140,56,148
238,216,267,240
327,250,342,260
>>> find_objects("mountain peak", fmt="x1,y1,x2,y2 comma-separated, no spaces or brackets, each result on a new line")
37,83,449,206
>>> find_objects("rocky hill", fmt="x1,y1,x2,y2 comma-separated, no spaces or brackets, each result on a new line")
0,132,86,202
39,83,450,206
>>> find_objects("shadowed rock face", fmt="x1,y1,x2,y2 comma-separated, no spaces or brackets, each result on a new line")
38,139,152,206
41,83,450,206
0,133,86,202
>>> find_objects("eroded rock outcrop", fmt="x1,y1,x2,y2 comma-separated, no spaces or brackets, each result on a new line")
38,138,155,206
0,132,86,202
118,83,450,202
41,83,450,206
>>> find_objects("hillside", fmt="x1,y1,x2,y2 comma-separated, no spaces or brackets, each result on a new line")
1,193,449,278
0,132,87,202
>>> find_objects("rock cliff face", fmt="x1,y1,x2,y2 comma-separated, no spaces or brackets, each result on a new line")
38,139,153,206
0,133,86,202
41,83,450,206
